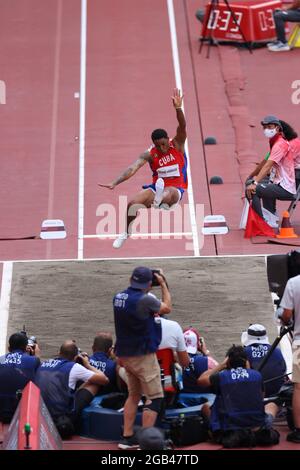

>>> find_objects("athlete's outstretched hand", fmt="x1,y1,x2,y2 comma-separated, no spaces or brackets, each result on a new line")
172,88,183,109
98,183,116,190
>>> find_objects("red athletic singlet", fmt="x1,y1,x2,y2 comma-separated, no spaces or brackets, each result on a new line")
149,140,188,189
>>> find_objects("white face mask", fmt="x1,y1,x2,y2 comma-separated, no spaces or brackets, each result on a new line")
263,128,277,139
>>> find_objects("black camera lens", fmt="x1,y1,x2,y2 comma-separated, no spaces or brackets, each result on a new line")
151,270,169,288
151,269,161,286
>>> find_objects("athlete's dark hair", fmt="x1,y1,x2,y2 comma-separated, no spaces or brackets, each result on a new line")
226,345,248,369
280,120,298,141
151,129,168,141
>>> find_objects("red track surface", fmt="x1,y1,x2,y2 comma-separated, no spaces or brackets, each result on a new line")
0,421,297,451
0,0,80,261
0,0,299,261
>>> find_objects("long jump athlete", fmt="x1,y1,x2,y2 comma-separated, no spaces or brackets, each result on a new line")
99,89,188,249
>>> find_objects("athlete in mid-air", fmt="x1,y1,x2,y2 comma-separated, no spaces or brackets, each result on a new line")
99,88,188,248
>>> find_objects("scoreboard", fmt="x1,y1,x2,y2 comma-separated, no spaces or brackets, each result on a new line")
202,1,283,43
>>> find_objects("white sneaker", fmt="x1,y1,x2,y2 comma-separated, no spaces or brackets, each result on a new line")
268,41,290,52
266,40,280,48
266,219,279,229
159,203,171,211
153,178,165,209
262,208,279,228
113,232,128,249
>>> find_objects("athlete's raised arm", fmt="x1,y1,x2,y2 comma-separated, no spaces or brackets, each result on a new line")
172,88,186,151
98,151,152,190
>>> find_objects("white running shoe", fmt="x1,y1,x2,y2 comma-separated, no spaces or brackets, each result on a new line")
262,208,279,228
266,219,279,229
159,203,171,211
266,40,280,48
268,41,290,52
113,232,128,249
153,178,165,209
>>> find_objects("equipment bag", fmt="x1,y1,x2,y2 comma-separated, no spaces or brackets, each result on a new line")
168,414,208,446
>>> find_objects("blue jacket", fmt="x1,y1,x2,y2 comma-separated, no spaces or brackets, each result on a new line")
0,350,40,421
114,287,161,357
89,352,118,392
244,344,286,397
182,354,210,393
35,359,75,418
210,368,265,432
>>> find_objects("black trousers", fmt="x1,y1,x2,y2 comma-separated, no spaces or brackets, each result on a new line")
273,9,300,43
251,182,295,218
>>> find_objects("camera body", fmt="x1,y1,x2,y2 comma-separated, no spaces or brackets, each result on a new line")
151,269,162,286
28,336,37,348
75,349,89,365
20,327,37,355
151,269,169,289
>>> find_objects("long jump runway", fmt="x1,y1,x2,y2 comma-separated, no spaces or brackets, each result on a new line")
1,0,299,263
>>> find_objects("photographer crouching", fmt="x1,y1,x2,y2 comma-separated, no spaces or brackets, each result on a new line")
114,266,171,449
35,339,108,438
0,332,40,422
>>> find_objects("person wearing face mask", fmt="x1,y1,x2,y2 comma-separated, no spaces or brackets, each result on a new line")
246,116,296,226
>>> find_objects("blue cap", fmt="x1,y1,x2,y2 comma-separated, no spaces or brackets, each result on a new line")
130,266,152,289
261,115,281,126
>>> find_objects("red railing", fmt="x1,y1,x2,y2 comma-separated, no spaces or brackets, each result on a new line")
3,381,62,450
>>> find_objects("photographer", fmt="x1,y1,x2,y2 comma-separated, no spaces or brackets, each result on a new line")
280,274,300,443
114,266,171,449
35,339,108,438
198,345,279,448
241,324,286,398
89,332,123,393
182,328,219,393
0,332,40,422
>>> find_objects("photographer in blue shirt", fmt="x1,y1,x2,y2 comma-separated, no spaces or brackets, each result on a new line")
241,324,287,398
114,266,171,450
0,332,40,422
198,345,279,448
89,332,120,393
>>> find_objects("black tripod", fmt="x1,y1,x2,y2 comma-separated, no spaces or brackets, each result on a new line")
199,0,252,57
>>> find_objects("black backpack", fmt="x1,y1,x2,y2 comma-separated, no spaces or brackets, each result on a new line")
168,414,208,446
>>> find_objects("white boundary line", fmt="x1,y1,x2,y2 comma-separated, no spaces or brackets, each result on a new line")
167,0,200,257
0,254,270,264
78,0,87,260
83,232,193,239
0,262,13,355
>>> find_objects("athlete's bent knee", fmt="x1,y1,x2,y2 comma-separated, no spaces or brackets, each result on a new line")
143,397,164,414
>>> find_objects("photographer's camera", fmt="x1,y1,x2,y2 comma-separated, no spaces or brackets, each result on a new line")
151,269,169,288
